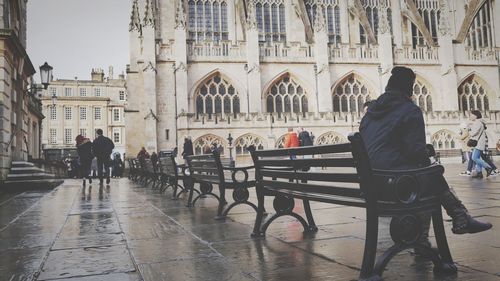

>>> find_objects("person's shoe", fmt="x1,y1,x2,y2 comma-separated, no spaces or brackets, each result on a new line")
88,177,92,184
485,168,493,177
471,172,483,179
106,177,110,184
490,171,498,176
459,171,471,176
440,190,492,234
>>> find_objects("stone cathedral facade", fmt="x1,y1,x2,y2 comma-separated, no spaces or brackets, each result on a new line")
126,0,500,163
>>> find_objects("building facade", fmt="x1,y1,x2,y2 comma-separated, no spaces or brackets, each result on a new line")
40,68,127,159
126,0,500,163
0,0,44,181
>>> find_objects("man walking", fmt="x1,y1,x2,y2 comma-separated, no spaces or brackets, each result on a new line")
93,129,115,185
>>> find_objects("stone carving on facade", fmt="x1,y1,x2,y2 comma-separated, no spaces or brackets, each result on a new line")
377,0,390,35
173,62,187,72
315,131,346,145
313,1,326,33
143,0,155,27
175,0,186,29
144,109,159,122
431,129,457,150
234,133,265,155
193,134,226,155
438,0,451,36
129,0,141,32
246,0,257,30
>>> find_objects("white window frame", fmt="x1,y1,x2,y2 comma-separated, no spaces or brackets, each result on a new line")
64,128,72,144
65,107,72,120
64,87,72,97
80,128,87,137
119,91,125,101
94,88,101,97
50,106,57,120
50,128,57,144
80,107,87,120
80,88,87,97
94,107,102,120
113,108,120,122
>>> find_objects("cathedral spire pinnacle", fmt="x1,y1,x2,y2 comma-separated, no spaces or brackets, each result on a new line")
129,0,141,32
438,0,451,36
143,0,155,27
175,0,186,29
313,1,325,32
246,0,257,30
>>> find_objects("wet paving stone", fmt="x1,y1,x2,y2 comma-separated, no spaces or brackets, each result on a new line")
38,245,136,280
1,164,499,280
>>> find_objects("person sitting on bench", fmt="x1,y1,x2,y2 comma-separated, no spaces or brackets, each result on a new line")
360,66,492,235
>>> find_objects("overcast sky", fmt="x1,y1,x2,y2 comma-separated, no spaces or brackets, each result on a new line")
27,0,130,81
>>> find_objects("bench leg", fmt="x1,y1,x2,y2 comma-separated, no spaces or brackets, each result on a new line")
359,208,379,281
303,199,318,232
432,210,457,275
251,185,266,238
215,185,226,220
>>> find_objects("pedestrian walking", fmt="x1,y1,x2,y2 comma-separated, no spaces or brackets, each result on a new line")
181,137,194,163
458,122,474,176
284,128,299,149
93,129,115,185
481,134,498,176
137,147,150,161
298,127,313,147
360,66,491,249
75,135,93,186
111,153,123,178
468,110,493,178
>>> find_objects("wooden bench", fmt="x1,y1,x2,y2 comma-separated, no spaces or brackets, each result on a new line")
127,159,140,181
157,155,192,199
248,133,456,281
186,150,258,219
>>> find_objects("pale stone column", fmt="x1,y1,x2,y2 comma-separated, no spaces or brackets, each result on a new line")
228,0,237,44
378,3,393,94
173,0,189,150
142,0,158,152
129,0,141,72
313,3,332,113
245,0,262,113
390,0,403,48
339,0,350,44
437,0,458,111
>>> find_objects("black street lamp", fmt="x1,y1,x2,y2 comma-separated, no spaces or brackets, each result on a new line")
39,62,53,90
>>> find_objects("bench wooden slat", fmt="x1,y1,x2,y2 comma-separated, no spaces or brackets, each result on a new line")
190,173,220,183
266,187,366,208
189,167,219,174
252,143,352,157
260,169,360,183
257,158,355,168
261,180,362,198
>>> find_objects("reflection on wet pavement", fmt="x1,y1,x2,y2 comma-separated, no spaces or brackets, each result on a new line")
0,164,499,281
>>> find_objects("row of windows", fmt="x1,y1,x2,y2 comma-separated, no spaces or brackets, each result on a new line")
185,0,494,51
49,107,122,121
50,88,126,100
195,73,489,115
49,128,121,144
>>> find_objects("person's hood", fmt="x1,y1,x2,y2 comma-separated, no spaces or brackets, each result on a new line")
366,90,410,119
77,138,91,146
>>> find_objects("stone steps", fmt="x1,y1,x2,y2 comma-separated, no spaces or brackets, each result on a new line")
1,161,63,190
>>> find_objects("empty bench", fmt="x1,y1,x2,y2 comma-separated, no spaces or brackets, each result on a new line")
157,155,192,200
248,133,456,281
186,150,258,219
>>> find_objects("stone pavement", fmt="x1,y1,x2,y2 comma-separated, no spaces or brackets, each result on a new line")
0,164,499,281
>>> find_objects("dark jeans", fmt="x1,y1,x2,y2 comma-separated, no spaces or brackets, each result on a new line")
97,156,111,182
80,160,92,179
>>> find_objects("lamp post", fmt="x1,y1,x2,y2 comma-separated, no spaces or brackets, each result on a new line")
377,65,383,93
227,133,234,167
244,64,250,114
172,63,180,150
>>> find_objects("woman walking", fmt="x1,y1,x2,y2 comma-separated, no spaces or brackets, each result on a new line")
469,110,493,178
76,135,94,185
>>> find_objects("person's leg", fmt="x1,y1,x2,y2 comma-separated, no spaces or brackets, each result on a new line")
97,157,104,184
472,149,491,176
104,157,111,184
420,174,491,234
466,151,474,172
481,152,497,170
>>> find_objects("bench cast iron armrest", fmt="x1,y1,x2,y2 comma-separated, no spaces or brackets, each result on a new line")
223,166,255,184
371,164,445,204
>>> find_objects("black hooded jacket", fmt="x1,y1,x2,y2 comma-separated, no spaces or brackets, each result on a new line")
360,90,430,170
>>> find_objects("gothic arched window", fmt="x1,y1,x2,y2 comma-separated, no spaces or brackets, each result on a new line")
359,0,392,44
275,134,286,148
315,131,346,145
431,130,457,150
465,0,493,50
305,0,341,44
255,0,286,43
332,75,373,113
193,134,226,155
266,74,308,113
234,134,265,155
188,0,229,42
412,79,433,112
458,75,489,112
410,0,440,47
195,74,240,114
